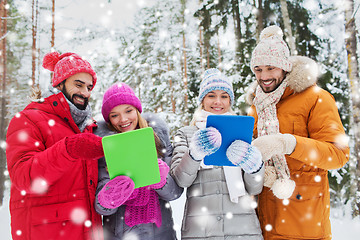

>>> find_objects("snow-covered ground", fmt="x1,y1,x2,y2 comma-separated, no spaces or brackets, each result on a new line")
1,192,360,240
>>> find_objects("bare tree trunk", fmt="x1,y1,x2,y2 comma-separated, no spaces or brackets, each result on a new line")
198,0,204,74
345,0,360,218
232,0,242,68
31,0,39,86
279,0,296,54
217,34,221,71
51,0,55,48
182,33,188,110
180,0,188,113
254,0,263,41
167,57,176,113
199,26,204,73
204,45,209,69
0,0,8,206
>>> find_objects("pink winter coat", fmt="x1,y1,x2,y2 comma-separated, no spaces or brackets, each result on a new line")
6,92,103,240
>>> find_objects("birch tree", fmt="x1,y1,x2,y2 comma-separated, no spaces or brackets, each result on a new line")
344,0,360,217
31,0,39,86
0,0,8,206
279,0,296,54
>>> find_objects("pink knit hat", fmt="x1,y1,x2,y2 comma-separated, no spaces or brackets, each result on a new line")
42,51,97,89
102,83,142,122
250,25,292,73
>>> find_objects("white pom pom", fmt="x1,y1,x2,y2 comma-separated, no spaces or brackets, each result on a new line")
264,166,277,188
271,178,295,199
260,25,283,41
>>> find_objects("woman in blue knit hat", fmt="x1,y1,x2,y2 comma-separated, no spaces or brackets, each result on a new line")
94,82,183,240
170,69,265,239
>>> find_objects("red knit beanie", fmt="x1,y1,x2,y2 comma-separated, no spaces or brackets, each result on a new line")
102,83,142,123
42,51,97,89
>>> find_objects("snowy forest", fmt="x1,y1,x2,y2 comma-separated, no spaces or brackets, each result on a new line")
1,0,360,237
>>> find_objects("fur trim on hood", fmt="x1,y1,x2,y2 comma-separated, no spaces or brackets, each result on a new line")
246,56,318,105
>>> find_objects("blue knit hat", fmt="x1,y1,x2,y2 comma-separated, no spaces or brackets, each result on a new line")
198,68,234,105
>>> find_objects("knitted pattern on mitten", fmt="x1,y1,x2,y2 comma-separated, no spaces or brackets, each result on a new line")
148,159,169,189
226,140,263,174
124,190,162,228
189,127,222,160
65,133,104,160
97,175,135,209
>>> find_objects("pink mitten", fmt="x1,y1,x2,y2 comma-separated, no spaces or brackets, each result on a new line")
148,159,169,189
98,175,135,209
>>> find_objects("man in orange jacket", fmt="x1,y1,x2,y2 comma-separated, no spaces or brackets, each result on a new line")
246,25,349,240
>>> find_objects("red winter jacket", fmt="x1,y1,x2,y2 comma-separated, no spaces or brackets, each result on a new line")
6,92,103,240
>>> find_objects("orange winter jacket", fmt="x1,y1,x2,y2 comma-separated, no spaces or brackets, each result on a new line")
247,56,349,240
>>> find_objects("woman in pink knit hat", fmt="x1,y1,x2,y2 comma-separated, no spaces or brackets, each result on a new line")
94,82,183,240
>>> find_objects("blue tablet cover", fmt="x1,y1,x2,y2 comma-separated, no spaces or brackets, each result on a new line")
204,115,255,166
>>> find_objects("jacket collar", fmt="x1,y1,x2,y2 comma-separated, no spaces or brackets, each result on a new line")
25,92,96,133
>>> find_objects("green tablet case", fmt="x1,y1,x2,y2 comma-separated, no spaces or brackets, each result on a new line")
102,127,160,188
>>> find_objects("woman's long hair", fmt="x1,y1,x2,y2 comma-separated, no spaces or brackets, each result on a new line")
108,110,165,158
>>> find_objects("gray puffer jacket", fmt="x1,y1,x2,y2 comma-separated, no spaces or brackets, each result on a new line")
94,113,183,240
171,125,264,240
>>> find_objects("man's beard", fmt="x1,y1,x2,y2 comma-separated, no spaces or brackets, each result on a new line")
259,78,282,93
62,85,89,110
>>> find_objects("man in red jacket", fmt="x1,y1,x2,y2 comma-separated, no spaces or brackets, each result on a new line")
6,51,104,240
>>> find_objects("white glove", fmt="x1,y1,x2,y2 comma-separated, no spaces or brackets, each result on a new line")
252,133,296,160
189,127,222,161
226,140,263,174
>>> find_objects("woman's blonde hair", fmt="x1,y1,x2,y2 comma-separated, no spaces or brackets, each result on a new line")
189,101,234,126
108,109,165,158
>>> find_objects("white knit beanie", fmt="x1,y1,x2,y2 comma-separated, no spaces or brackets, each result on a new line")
250,25,292,73
198,68,234,105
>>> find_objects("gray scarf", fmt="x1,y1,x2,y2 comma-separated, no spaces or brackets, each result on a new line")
44,87,93,132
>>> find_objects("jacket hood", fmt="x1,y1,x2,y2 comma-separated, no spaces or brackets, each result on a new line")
95,112,170,148
246,56,318,104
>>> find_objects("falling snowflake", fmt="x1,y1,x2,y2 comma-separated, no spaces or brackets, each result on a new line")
0,140,6,150
314,175,321,182
282,199,290,206
70,207,87,225
17,131,29,143
226,212,233,219
48,119,56,127
84,220,92,228
31,177,49,194
265,224,273,231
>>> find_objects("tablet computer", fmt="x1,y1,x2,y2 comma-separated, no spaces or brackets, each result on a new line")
102,127,160,188
204,115,255,166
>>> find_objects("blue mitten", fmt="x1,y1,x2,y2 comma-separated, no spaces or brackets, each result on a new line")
189,127,222,161
226,140,263,173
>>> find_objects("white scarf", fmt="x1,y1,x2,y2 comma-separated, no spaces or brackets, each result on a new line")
253,80,290,186
194,110,246,203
